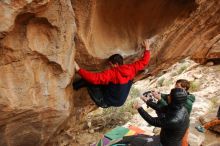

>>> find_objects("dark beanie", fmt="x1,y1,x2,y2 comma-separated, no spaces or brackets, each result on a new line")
170,88,187,105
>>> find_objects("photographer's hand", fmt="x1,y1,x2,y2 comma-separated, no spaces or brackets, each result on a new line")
133,101,142,109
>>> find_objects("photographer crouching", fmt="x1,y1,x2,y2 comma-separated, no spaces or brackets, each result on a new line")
133,88,189,146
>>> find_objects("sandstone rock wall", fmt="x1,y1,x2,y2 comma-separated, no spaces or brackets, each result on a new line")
72,0,197,70
0,0,76,145
0,0,220,145
72,0,220,75
149,0,220,74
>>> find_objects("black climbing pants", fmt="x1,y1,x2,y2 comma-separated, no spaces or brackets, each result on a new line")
73,79,109,108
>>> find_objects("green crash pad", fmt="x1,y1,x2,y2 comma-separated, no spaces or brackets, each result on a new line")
105,126,130,140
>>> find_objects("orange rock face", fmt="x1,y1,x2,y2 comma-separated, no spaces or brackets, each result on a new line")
73,0,197,69
0,0,220,145
0,0,76,145
148,0,220,74
73,0,220,74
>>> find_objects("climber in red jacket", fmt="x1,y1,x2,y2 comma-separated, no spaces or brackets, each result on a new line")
73,40,151,108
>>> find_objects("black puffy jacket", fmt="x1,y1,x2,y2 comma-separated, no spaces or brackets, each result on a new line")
138,104,189,146
138,88,190,146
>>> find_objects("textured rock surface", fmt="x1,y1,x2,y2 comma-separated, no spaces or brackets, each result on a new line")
72,0,220,74
0,0,76,145
0,0,220,146
149,0,220,74
73,0,197,69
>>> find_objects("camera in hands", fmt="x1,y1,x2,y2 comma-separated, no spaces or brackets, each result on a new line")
143,91,157,103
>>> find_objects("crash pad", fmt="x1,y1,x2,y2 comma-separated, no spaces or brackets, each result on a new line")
105,126,130,140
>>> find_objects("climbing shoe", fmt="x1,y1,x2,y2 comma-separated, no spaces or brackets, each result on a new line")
195,125,205,133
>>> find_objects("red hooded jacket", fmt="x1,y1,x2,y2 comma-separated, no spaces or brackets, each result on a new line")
78,50,150,106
